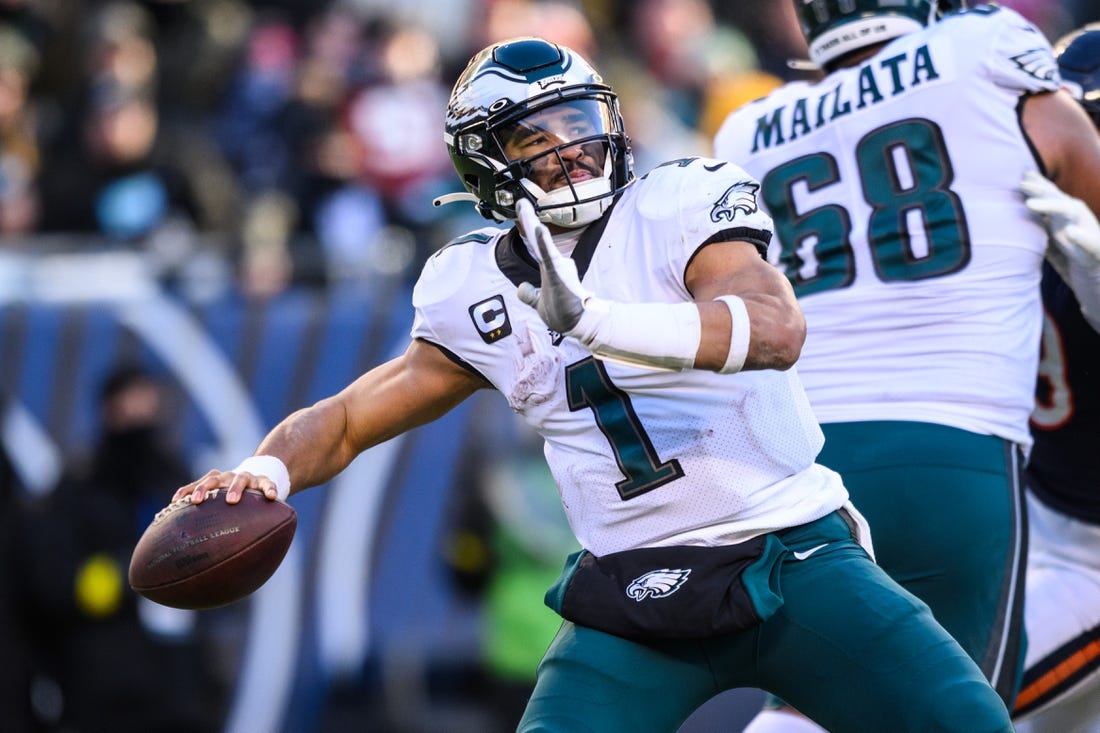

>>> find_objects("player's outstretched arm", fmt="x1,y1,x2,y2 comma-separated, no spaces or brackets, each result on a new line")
175,338,487,505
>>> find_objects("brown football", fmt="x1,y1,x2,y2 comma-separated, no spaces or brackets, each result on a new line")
128,489,297,610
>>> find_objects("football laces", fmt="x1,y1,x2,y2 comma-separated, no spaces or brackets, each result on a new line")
151,492,210,524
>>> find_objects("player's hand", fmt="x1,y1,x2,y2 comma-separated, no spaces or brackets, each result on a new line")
1021,171,1100,269
512,199,701,371
515,198,593,335
173,469,281,505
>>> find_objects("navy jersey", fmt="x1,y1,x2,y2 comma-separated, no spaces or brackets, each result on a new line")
1028,261,1100,524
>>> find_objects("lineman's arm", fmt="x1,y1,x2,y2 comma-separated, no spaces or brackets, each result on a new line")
176,338,488,505
1020,171,1100,332
1023,89,1100,215
1021,90,1100,331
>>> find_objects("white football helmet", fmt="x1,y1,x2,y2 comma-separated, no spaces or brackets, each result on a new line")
442,37,634,228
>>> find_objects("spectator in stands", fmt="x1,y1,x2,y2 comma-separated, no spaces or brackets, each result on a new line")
9,365,226,733
36,1,236,242
0,22,42,236
338,18,454,264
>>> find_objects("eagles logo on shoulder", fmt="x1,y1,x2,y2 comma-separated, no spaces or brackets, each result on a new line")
626,568,692,601
1011,48,1059,82
710,181,760,223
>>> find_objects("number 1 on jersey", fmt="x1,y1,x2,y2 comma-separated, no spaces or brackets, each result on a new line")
565,357,684,500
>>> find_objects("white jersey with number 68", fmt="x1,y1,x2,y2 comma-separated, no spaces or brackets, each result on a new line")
714,5,1061,447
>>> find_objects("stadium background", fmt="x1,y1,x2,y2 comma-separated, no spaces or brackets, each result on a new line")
0,1,1094,731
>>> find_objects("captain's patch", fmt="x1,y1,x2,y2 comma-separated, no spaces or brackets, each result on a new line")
469,295,512,343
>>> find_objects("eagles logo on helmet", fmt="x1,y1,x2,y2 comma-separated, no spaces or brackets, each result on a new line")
794,0,967,69
439,37,634,229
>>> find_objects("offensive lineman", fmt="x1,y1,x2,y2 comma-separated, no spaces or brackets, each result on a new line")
714,2,1100,731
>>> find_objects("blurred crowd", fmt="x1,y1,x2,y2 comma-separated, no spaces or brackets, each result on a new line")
0,0,1081,302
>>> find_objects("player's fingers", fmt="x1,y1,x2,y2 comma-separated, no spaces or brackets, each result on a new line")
517,282,540,307
515,199,540,247
535,224,557,260
225,471,257,504
533,225,555,266
181,469,227,504
172,476,204,502
1024,196,1067,218
255,476,280,502
1020,170,1056,197
223,471,279,503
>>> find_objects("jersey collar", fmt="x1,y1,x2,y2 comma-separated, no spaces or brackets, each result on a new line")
494,197,618,288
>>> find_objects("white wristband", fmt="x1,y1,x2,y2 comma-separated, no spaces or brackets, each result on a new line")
573,298,702,371
234,455,291,501
715,295,750,374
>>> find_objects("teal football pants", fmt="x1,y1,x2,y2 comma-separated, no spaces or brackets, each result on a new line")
519,511,1014,733
815,420,1028,703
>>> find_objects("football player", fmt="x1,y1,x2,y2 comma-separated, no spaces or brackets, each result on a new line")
1013,23,1100,733
714,2,1100,732
175,37,1014,731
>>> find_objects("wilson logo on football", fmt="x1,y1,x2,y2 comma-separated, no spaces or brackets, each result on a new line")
625,568,692,601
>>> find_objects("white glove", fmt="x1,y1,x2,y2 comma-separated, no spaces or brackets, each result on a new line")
1021,171,1100,332
1021,171,1100,269
515,199,591,336
513,199,702,371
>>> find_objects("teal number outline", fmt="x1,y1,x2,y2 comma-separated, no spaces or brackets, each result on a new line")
565,357,684,500
762,117,970,296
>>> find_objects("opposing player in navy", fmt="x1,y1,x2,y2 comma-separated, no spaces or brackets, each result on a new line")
1013,24,1100,733
173,38,1014,732
715,3,1100,732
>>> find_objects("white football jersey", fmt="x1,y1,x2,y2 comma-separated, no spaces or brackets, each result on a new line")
714,6,1061,447
412,158,848,555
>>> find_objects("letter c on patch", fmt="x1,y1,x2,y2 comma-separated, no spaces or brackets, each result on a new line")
469,295,512,344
